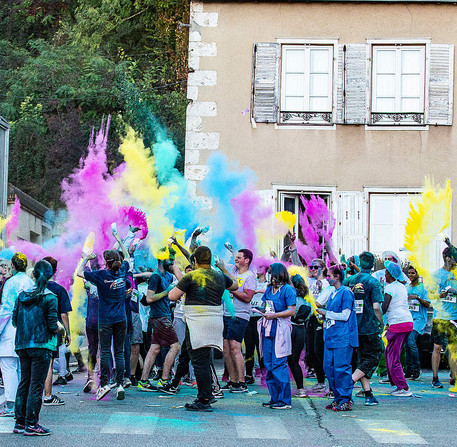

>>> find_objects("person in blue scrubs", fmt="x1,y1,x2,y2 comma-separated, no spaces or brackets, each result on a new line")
260,263,296,410
318,265,358,412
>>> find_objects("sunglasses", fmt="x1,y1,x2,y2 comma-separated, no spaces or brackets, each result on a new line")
309,266,320,270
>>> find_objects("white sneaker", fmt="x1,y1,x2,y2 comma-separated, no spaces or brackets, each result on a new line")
293,389,307,398
390,388,413,397
96,385,111,401
123,377,132,389
116,385,125,400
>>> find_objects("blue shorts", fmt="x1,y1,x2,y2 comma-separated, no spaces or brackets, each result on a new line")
223,316,249,343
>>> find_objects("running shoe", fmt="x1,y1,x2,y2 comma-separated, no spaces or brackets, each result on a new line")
116,384,125,400
52,376,67,386
0,405,14,417
221,381,235,391
333,402,352,412
432,377,444,388
96,385,111,401
212,389,224,399
245,375,255,385
364,395,379,406
270,402,291,410
305,383,328,396
262,400,274,407
355,389,365,398
138,380,158,392
325,401,338,410
43,395,65,406
65,372,74,382
123,377,132,389
184,401,213,412
378,377,391,384
83,378,96,393
13,423,25,434
390,388,413,397
182,377,193,387
404,370,412,379
293,389,307,398
157,378,169,387
411,371,422,381
230,382,248,393
24,424,51,436
158,383,180,395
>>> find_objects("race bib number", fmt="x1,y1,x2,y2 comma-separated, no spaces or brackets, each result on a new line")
265,300,275,313
355,299,364,314
409,300,420,312
324,319,335,329
442,295,457,304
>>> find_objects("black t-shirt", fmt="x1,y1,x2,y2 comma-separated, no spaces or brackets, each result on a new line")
176,268,233,306
47,280,72,322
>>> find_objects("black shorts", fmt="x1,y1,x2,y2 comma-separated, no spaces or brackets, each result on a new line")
356,332,383,379
223,316,249,343
431,319,457,347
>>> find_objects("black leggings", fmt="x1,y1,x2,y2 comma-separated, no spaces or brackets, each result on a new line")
288,324,305,389
305,316,326,383
244,316,263,377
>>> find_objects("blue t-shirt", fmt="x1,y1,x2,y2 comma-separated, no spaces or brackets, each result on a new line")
433,268,457,320
324,286,359,348
261,283,296,337
83,260,129,325
85,283,99,329
46,281,72,322
407,283,430,334
148,270,173,319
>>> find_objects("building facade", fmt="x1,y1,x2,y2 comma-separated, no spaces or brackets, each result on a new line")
184,0,455,264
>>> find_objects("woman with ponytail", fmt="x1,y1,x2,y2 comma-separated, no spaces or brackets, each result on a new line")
77,226,131,402
12,260,64,436
258,263,296,410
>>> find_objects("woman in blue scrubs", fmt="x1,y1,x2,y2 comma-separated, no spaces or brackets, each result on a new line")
317,265,358,412
259,263,296,409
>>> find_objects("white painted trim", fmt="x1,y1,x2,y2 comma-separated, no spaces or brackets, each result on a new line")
273,184,337,192
363,186,423,194
367,38,432,45
277,38,339,45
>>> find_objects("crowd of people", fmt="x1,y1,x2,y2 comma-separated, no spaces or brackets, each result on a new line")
0,224,456,436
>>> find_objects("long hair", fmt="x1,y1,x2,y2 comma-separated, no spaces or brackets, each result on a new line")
103,250,122,273
269,263,291,288
33,260,54,297
291,274,309,298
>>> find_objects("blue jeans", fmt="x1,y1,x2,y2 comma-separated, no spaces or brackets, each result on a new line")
405,330,420,373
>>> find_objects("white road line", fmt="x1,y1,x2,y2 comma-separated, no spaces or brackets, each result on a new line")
356,419,428,445
235,416,291,439
298,398,315,416
0,418,14,433
101,411,158,435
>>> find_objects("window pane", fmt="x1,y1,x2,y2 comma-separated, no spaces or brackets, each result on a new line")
376,74,396,97
285,73,304,96
285,96,305,111
285,48,305,72
310,49,329,73
376,97,395,112
401,97,421,112
402,50,422,74
310,73,329,96
401,74,421,97
376,50,396,74
310,96,331,111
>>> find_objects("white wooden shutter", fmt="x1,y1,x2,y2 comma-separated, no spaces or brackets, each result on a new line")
251,43,280,123
335,44,345,124
428,44,454,126
344,44,368,125
337,191,367,257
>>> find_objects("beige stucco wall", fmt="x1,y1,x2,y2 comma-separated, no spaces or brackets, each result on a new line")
187,1,457,237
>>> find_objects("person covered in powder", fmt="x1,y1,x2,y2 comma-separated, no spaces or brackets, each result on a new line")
217,248,256,393
169,246,238,411
373,251,409,289
12,259,65,436
0,253,34,418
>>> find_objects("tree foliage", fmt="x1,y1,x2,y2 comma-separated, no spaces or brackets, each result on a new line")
0,0,189,206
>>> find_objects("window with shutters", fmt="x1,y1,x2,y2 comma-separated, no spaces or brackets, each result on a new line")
370,45,426,126
279,45,334,125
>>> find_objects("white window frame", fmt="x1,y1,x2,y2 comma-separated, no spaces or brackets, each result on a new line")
277,39,338,128
367,39,430,130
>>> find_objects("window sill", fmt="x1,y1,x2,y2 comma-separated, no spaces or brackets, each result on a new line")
275,123,336,130
365,125,429,131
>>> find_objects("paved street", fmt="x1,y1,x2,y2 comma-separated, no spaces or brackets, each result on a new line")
1,368,456,446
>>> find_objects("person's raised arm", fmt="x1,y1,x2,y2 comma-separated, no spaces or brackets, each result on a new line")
77,253,96,278
170,236,191,262
112,223,130,261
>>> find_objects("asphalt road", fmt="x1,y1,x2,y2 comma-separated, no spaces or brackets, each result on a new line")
1,368,456,446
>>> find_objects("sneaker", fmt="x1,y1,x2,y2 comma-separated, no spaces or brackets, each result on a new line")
65,372,74,382
262,400,274,407
325,401,338,410
192,381,198,388
116,384,125,400
13,422,25,433
364,395,379,406
333,402,352,412
432,377,443,388
270,402,292,410
96,385,111,401
138,380,158,392
43,395,65,406
83,378,96,393
390,388,413,397
24,424,51,436
326,390,334,399
355,389,365,398
245,375,255,385
230,382,248,393
378,377,391,384
212,389,224,399
404,370,412,379
185,401,213,412
157,378,169,387
221,381,235,391
306,370,316,379
130,376,138,387
158,383,179,395
293,389,307,398
53,376,67,386
182,377,193,387
0,405,14,417
411,371,422,381
123,377,132,389
306,383,328,396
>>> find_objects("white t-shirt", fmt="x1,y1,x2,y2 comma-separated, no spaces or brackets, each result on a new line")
250,279,268,316
308,278,330,299
384,281,413,326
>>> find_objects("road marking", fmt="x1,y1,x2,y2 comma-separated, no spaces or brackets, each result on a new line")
356,419,428,444
235,416,291,439
298,398,315,416
101,412,158,435
0,418,14,433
